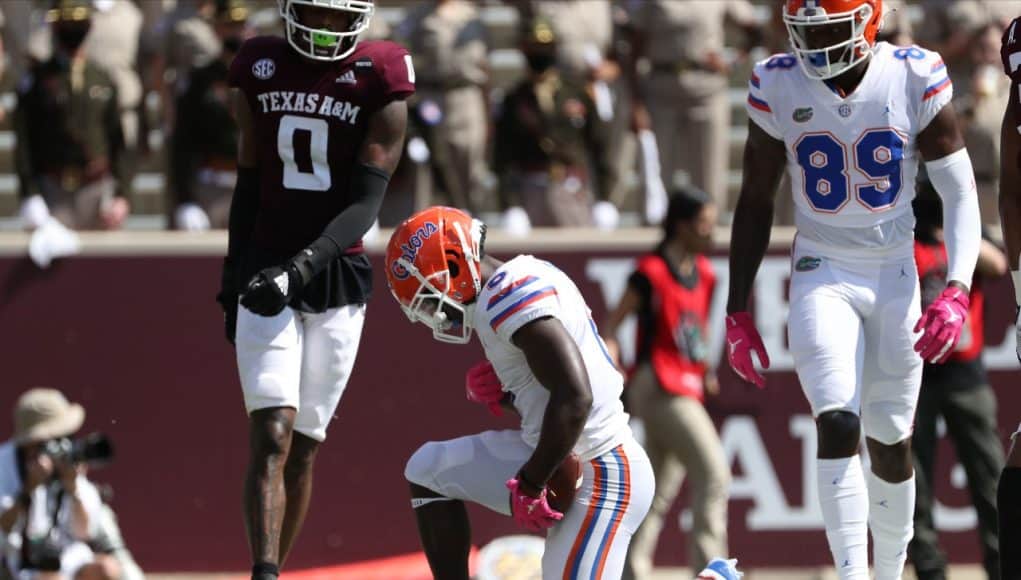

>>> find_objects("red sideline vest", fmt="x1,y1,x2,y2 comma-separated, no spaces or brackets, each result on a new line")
632,253,715,401
914,240,984,362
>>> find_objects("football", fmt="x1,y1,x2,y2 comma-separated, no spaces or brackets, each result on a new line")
547,453,583,513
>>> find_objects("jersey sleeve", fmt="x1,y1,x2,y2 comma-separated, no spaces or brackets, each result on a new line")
916,49,953,130
1002,18,1021,133
379,42,416,100
227,37,256,90
483,274,561,342
746,59,783,140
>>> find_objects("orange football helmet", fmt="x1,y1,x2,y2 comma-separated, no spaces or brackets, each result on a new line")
784,0,883,80
386,206,485,344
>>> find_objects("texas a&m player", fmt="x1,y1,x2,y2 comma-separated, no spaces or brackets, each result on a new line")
215,1,414,578
725,1,980,579
997,15,1021,580
386,207,653,579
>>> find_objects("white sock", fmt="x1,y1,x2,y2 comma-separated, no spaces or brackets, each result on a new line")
867,472,915,580
816,456,870,580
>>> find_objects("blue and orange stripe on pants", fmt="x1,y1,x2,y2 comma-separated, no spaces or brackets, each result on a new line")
563,445,633,580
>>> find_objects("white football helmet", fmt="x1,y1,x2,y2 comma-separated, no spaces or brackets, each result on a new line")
277,0,374,62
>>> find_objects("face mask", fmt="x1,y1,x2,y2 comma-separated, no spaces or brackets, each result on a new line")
525,52,556,73
56,23,90,52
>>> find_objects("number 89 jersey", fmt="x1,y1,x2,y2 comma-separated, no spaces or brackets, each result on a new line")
747,43,952,254
229,36,415,256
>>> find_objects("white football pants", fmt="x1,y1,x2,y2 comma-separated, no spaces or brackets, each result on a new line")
236,303,365,441
405,430,654,579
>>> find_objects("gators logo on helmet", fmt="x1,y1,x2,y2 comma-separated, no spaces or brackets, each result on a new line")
386,206,486,344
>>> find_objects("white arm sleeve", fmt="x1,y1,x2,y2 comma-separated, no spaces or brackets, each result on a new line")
925,148,981,287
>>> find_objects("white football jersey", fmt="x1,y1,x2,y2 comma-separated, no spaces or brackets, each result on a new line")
747,43,953,257
474,255,630,461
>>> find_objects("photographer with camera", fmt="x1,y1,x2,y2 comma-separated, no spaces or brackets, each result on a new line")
0,389,120,580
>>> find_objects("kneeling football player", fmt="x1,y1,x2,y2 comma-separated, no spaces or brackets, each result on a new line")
386,207,654,579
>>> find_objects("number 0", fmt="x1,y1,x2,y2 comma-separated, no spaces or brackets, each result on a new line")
278,115,331,191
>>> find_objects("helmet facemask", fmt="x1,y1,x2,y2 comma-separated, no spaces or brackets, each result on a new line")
785,3,875,80
392,218,484,344
280,0,373,62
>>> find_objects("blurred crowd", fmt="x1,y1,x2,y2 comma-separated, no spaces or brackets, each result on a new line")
0,0,1018,235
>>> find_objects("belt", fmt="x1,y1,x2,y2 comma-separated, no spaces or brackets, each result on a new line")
201,155,237,172
518,162,586,177
46,166,108,191
649,60,717,75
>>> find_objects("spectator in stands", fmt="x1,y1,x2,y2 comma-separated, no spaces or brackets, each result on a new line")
916,0,1021,101
397,0,490,213
960,22,1014,225
15,0,128,232
155,0,223,129
493,15,610,229
0,2,31,94
0,388,121,580
527,0,629,227
170,0,249,231
624,0,761,221
909,187,1007,580
601,188,730,578
84,0,145,202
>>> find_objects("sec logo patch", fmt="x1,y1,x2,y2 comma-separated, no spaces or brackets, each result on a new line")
252,58,276,80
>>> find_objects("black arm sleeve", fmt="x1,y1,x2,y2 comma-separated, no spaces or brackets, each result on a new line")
290,162,389,281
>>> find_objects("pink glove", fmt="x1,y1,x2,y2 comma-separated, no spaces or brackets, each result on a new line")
725,312,770,389
466,360,504,416
506,477,564,531
914,286,969,364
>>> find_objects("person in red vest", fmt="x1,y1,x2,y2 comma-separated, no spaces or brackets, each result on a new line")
909,187,1008,580
602,187,729,577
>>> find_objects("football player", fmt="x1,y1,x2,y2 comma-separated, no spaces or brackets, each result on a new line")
386,207,653,579
997,15,1021,580
725,1,980,579
216,1,414,578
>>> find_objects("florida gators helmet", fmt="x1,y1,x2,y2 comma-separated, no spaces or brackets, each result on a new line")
386,207,486,344
784,0,883,80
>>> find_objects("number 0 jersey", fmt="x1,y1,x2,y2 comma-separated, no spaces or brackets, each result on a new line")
475,255,631,461
228,36,415,256
747,43,953,258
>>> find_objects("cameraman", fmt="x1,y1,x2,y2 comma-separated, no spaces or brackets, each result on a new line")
0,389,120,580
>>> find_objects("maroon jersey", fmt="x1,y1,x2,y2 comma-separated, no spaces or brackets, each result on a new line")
1002,17,1021,138
228,36,415,256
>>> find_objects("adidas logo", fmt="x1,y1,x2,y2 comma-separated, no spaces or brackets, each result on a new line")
336,70,357,85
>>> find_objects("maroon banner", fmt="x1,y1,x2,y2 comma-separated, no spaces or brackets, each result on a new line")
0,246,1017,571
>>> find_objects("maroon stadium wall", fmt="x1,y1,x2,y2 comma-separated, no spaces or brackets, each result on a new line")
0,237,1018,571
